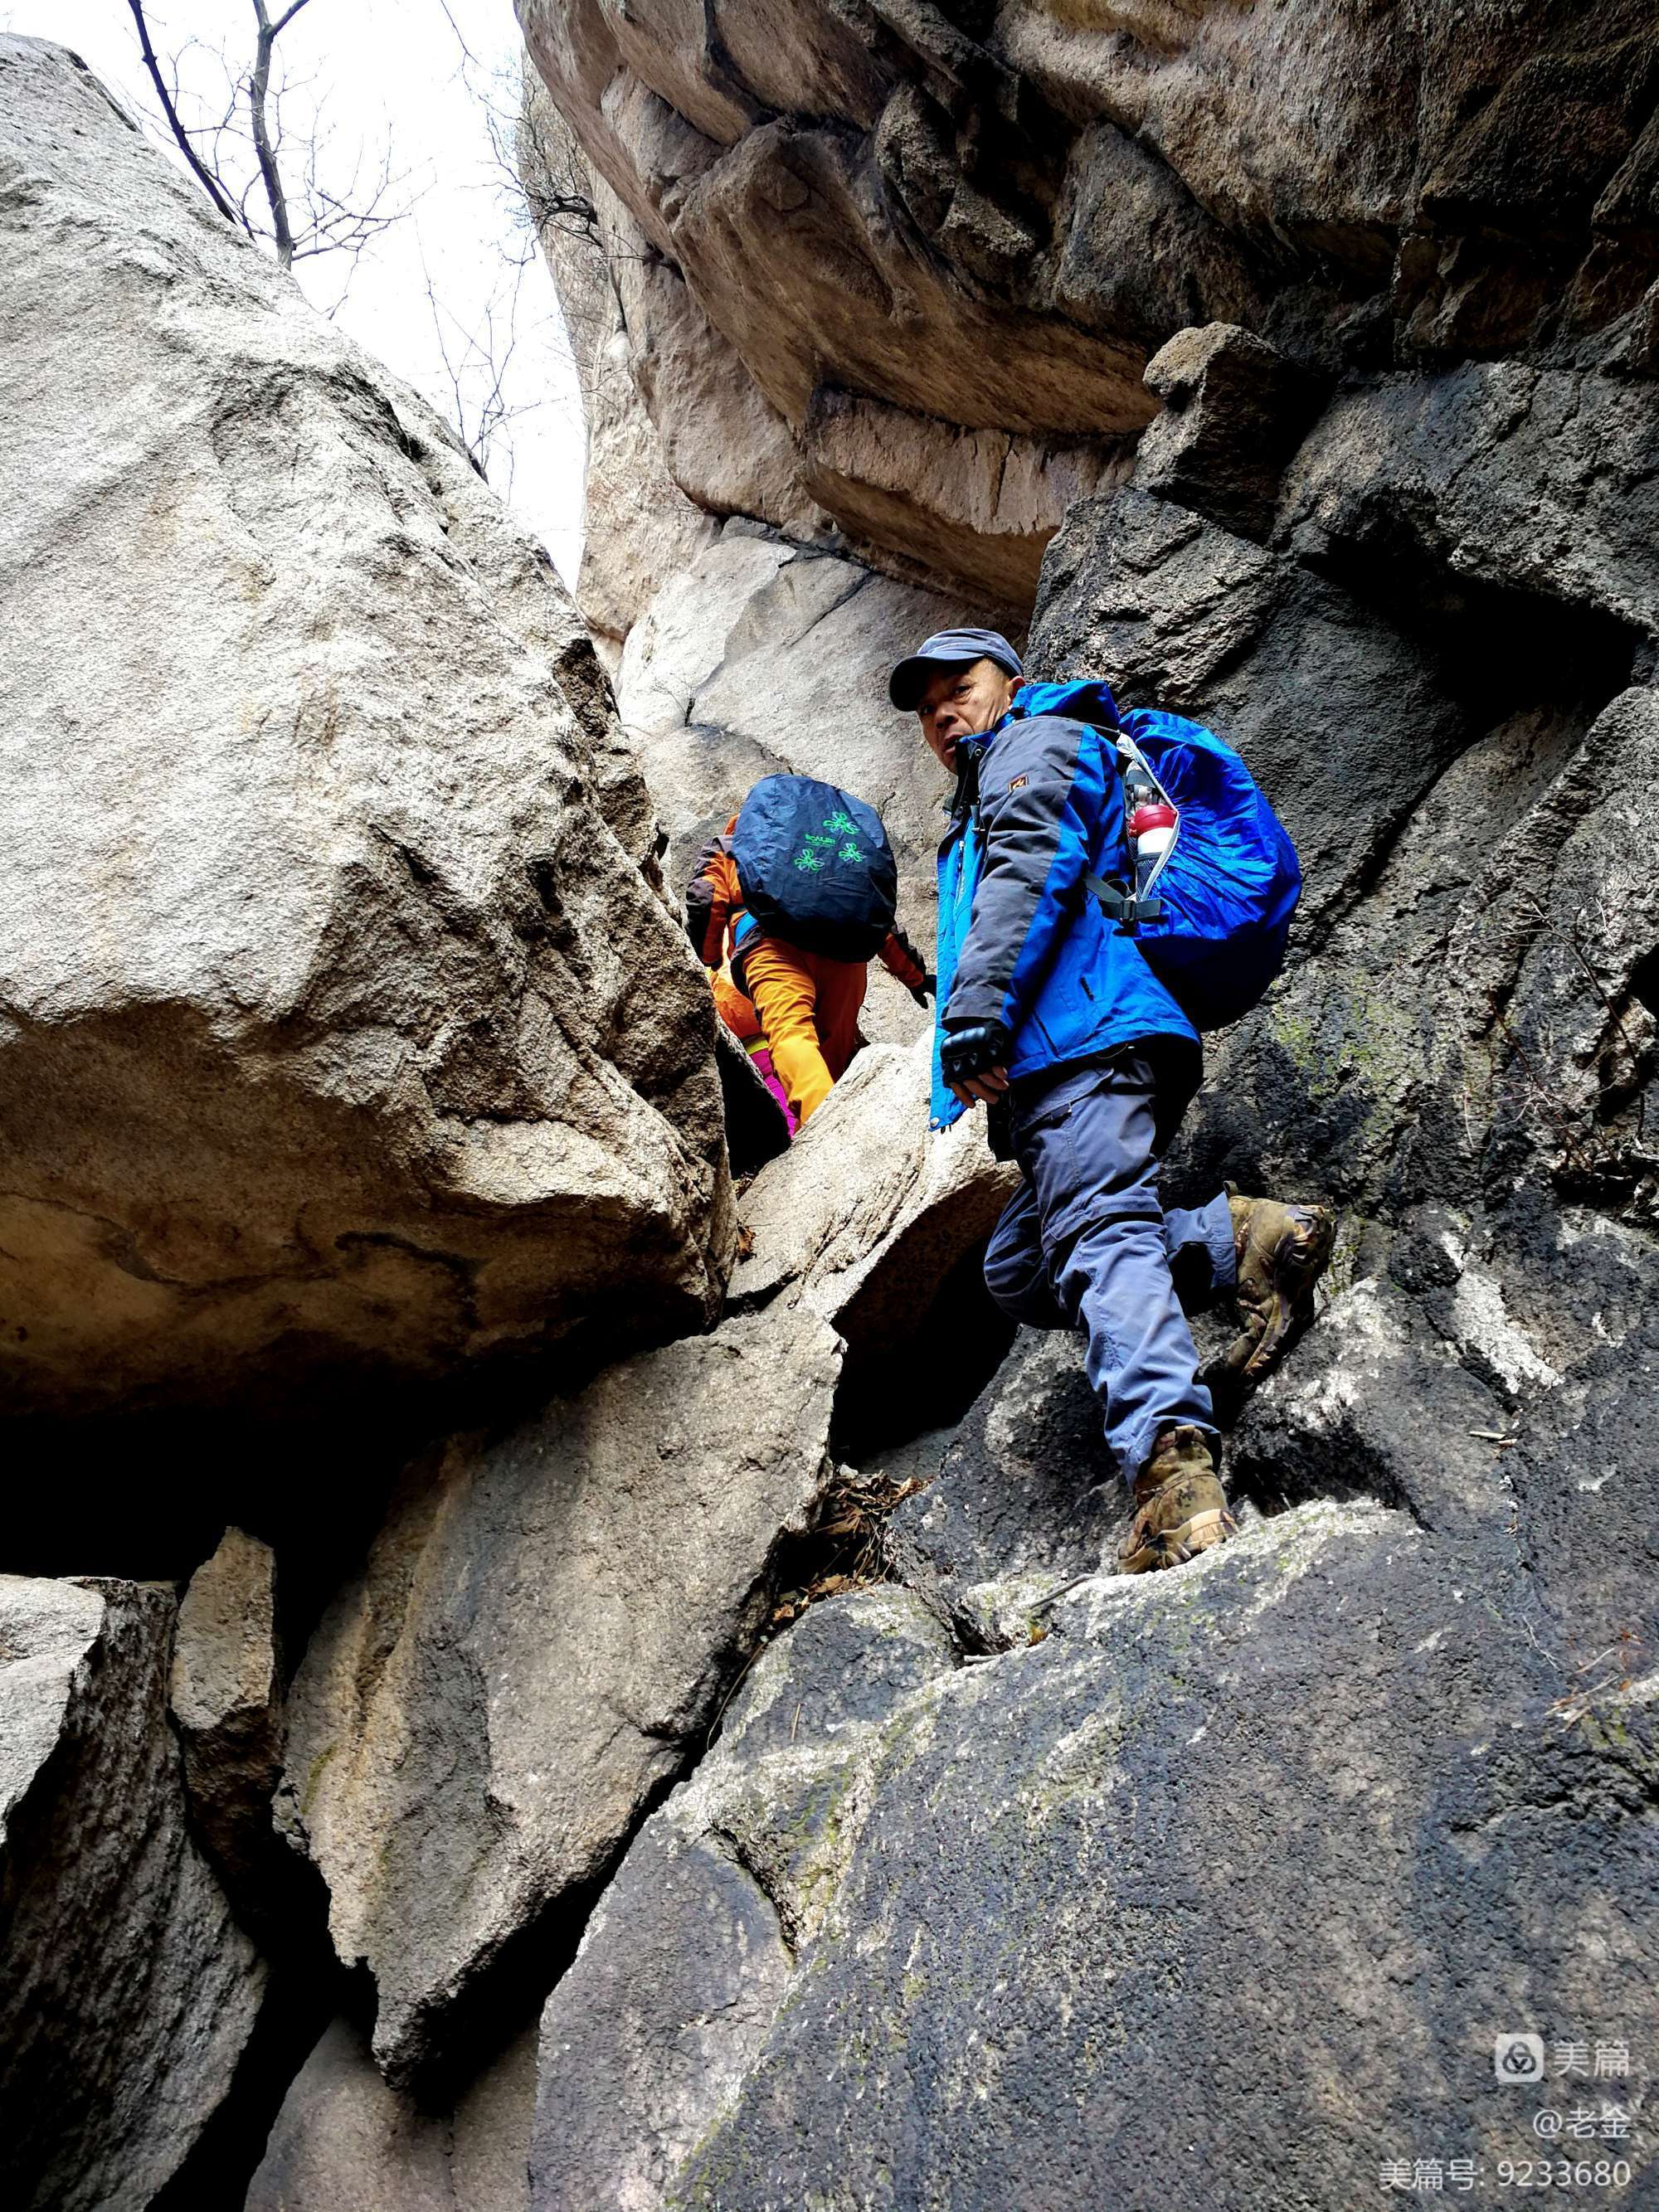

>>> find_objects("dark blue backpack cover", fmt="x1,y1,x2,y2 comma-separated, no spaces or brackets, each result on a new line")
732,774,898,961
1012,682,1301,1031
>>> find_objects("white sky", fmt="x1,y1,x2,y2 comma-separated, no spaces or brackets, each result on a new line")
1,0,588,582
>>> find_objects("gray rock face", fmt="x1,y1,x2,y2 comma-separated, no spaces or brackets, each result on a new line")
170,1528,285,1901
726,1038,1020,1452
521,0,1659,598
279,1303,842,2085
531,1587,957,2211
250,2020,455,2212
798,391,1128,605
0,36,730,1420
1229,1276,1520,1540
508,862,1659,2204
1029,345,1659,1612
533,1505,1656,2211
1035,485,1477,925
519,84,718,651
509,246,1659,2207
887,1327,1123,1597
1135,320,1324,543
0,1575,265,2212
247,2016,537,2212
606,200,833,553
1281,361,1659,640
272,1037,1019,2103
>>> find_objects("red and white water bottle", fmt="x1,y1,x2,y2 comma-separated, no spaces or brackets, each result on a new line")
1124,761,1177,906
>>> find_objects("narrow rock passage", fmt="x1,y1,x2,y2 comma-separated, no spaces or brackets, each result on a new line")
2,7,1657,2206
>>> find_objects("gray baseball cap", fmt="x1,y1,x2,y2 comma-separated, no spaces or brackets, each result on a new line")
888,626,1024,712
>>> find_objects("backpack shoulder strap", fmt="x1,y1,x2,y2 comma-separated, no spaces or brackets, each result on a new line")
1083,873,1163,932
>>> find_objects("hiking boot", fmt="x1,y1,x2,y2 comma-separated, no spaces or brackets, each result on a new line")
1117,1424,1237,1574
1204,1194,1336,1398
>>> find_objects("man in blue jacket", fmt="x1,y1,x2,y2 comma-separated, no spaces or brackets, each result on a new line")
889,626,1333,1573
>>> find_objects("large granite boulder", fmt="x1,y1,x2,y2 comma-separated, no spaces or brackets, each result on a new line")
0,36,730,1421
278,1301,842,2085
531,1584,958,2210
0,1575,266,2211
276,1028,1024,2094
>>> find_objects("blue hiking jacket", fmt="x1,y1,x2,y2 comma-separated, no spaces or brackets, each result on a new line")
931,680,1199,1130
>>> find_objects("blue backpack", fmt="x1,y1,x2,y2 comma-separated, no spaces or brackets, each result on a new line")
731,774,899,961
1013,681,1301,1031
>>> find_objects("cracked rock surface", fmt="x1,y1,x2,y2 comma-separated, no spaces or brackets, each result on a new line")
278,1303,842,2087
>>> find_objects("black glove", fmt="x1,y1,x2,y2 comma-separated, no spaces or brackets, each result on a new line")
908,970,938,1009
940,1019,1014,1087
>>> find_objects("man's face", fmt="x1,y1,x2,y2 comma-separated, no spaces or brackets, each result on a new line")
916,659,1018,772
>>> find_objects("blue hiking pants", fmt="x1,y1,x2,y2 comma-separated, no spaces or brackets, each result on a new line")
982,1053,1235,1488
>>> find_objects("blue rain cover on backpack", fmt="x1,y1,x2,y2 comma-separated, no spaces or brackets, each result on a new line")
731,774,899,961
1013,683,1301,1032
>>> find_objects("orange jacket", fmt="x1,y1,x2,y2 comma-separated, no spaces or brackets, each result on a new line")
685,818,928,995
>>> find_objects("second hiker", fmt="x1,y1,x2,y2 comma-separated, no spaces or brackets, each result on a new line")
891,625,1335,1573
687,774,930,1127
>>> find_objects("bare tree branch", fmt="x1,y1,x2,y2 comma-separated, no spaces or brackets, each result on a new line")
123,0,414,285
122,0,554,508
124,0,246,231
249,0,298,265
434,0,484,74
421,250,547,496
